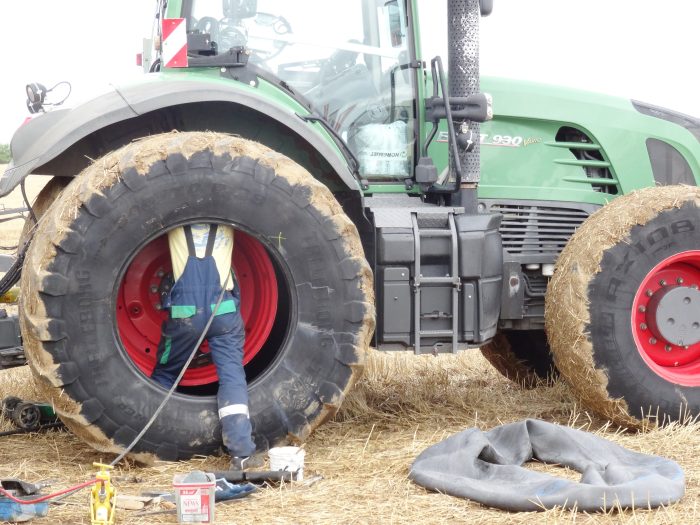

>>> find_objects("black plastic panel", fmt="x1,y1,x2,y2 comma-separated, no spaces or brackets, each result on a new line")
646,138,697,186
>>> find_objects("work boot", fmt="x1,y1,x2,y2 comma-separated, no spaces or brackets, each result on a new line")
230,452,265,471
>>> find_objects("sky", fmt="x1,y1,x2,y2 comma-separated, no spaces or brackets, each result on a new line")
1,0,700,144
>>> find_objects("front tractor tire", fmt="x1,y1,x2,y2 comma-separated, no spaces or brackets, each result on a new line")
546,186,700,427
19,132,375,461
480,330,557,389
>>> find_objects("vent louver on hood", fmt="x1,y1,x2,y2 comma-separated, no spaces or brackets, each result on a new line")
548,126,620,195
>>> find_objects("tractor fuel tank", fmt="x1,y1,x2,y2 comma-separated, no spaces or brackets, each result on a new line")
368,195,502,351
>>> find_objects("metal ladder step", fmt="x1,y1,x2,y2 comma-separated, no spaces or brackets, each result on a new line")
419,276,459,285
418,329,455,337
417,228,453,237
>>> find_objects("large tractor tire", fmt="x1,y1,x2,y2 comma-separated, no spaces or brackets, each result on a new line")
19,132,375,462
546,186,700,427
480,330,557,389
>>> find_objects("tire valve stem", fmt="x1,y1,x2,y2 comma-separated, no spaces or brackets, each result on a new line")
649,337,657,345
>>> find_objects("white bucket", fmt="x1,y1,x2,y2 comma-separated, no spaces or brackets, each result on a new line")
268,446,305,481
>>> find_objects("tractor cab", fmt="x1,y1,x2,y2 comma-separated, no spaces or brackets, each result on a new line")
175,0,418,183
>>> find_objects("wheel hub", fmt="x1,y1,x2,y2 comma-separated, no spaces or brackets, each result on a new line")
646,285,700,347
631,251,700,386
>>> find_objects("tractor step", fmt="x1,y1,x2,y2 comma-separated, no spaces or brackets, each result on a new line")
418,276,459,285
417,329,456,337
412,211,460,354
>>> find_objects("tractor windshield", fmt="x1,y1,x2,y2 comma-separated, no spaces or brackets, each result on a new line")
185,0,416,181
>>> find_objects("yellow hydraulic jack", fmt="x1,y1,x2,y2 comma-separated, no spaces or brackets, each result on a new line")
90,463,116,525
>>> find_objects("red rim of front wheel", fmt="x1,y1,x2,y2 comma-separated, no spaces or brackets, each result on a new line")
116,231,278,386
631,251,700,386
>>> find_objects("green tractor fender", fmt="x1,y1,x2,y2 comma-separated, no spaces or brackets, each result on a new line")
1,76,360,197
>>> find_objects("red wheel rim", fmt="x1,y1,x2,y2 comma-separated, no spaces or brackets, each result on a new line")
117,231,278,386
631,251,700,386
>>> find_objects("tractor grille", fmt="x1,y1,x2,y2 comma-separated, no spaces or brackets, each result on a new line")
481,200,596,262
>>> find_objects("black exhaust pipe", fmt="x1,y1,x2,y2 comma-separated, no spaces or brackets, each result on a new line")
448,0,484,212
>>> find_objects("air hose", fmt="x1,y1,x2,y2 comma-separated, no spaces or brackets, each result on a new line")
0,479,98,505
1,277,233,506
5,214,233,509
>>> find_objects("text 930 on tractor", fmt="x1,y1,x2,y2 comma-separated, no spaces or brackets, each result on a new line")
1,0,698,460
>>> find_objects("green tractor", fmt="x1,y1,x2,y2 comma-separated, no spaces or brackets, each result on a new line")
1,0,698,460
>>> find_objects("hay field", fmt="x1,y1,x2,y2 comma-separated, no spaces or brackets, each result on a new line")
0,167,698,524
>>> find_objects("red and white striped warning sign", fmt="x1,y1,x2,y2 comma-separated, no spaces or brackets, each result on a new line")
162,18,188,68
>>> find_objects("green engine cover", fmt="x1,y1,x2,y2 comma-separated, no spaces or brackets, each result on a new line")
428,76,700,207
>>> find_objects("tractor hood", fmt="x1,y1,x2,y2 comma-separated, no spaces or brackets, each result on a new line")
474,76,700,205
1,72,358,197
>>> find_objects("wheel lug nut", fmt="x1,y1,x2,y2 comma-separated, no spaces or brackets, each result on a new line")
677,277,684,284
154,303,162,311
649,337,657,344
659,279,666,286
646,289,653,297
150,285,158,293
692,284,699,290
638,305,646,313
640,323,647,330
665,344,672,352
157,270,165,278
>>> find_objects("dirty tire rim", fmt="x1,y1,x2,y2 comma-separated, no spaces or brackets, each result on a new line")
631,250,700,386
117,230,278,386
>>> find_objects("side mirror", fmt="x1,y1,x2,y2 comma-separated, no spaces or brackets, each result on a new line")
223,0,257,19
480,0,493,16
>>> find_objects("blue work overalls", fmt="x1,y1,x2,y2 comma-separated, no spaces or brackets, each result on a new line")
151,224,256,458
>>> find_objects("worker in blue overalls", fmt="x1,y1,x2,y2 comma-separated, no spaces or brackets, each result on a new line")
151,223,263,470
